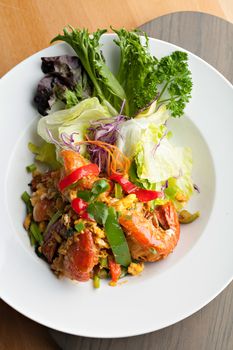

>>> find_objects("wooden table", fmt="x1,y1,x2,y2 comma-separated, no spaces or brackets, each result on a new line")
1,10,233,350
0,0,233,76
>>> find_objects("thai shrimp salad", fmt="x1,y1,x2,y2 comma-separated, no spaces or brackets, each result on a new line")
22,27,199,287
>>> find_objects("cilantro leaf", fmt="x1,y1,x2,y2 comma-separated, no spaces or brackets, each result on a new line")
87,202,108,225
77,179,109,202
77,190,93,202
91,179,109,196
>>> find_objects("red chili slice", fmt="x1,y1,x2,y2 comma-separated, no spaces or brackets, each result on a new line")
108,257,121,284
71,198,94,221
71,198,88,213
58,163,100,191
110,172,163,202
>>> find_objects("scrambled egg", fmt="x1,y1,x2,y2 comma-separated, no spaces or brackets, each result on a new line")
128,262,144,276
111,194,137,213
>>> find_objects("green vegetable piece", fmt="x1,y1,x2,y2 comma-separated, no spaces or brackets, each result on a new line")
120,266,128,278
21,191,33,213
93,275,100,288
114,28,192,117
29,232,36,246
179,210,200,224
114,183,123,199
149,247,158,255
28,141,61,170
26,163,37,173
99,257,108,268
44,210,62,235
98,269,108,279
51,27,126,114
77,190,93,202
75,222,85,233
30,222,43,245
156,51,192,117
92,179,109,197
35,244,43,258
77,180,109,203
114,28,158,116
87,202,108,225
104,207,131,267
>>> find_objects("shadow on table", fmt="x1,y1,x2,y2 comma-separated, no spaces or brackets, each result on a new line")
49,283,233,350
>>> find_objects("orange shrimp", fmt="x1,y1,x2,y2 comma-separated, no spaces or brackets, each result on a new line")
60,150,99,190
63,229,98,282
119,201,180,262
60,150,87,174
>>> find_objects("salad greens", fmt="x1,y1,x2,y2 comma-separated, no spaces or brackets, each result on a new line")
48,27,192,117
28,141,61,170
113,28,159,116
116,104,194,209
37,97,111,152
51,28,126,115
34,55,92,115
23,26,199,286
155,51,193,117
32,26,196,211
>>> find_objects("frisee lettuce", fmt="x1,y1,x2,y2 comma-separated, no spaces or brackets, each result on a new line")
51,27,192,118
51,27,126,115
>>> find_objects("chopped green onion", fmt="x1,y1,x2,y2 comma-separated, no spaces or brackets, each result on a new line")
45,210,62,234
30,222,43,244
120,266,128,278
98,269,108,279
21,191,31,204
149,247,158,255
21,191,33,213
114,183,123,199
29,232,36,246
99,257,108,268
179,210,200,224
26,163,37,173
75,222,85,233
93,275,100,288
91,179,110,197
35,244,43,258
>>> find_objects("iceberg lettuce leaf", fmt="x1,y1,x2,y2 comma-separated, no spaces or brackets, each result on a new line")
37,97,111,144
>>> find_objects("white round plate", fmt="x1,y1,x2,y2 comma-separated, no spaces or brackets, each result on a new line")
0,34,233,338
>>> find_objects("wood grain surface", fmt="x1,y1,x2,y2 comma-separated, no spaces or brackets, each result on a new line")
0,0,233,76
1,10,233,350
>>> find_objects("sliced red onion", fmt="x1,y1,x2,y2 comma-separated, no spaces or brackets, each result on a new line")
46,129,63,148
87,114,126,173
60,132,80,152
152,129,168,157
